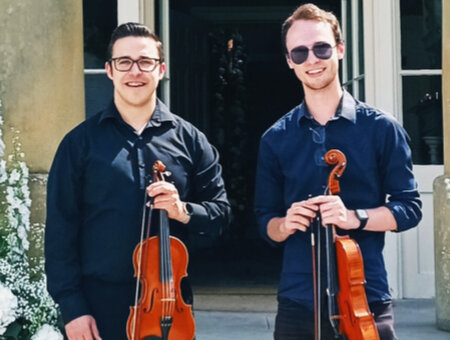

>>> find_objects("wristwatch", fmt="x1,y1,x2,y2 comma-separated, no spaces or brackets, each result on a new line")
180,202,193,224
355,209,368,230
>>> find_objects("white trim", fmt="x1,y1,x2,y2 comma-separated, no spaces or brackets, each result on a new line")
351,0,360,98
363,0,401,120
362,0,374,104
159,0,170,107
393,0,402,123
400,69,442,76
118,0,142,24
362,0,402,299
84,69,106,75
341,0,348,86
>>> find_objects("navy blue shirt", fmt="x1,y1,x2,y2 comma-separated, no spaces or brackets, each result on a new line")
254,91,422,307
45,99,231,323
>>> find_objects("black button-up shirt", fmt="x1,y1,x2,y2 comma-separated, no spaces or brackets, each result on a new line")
45,99,231,323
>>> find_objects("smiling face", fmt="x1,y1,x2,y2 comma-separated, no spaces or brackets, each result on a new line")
105,36,166,110
285,19,344,93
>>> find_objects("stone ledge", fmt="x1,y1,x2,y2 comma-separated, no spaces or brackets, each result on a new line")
194,293,277,313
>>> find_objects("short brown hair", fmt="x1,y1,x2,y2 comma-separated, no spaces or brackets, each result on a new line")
281,3,343,55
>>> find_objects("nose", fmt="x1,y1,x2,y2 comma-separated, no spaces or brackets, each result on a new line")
129,61,142,75
305,49,320,64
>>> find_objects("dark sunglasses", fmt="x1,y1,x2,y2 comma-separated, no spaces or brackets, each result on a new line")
289,42,337,65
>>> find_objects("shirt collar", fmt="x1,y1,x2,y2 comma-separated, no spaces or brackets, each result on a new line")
297,90,357,126
148,99,176,127
98,99,176,128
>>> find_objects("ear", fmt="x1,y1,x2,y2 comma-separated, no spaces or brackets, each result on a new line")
158,62,167,80
105,61,114,80
336,41,345,60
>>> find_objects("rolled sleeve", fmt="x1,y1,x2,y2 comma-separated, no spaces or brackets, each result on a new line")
379,118,422,232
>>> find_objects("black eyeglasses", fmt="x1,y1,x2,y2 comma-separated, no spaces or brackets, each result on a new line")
109,57,161,72
289,42,337,65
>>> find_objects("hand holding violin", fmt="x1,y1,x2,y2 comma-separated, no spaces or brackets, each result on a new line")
267,200,317,242
146,181,190,224
307,195,360,230
284,200,319,233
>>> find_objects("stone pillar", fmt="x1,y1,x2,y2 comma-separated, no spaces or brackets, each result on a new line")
0,0,85,259
434,0,450,332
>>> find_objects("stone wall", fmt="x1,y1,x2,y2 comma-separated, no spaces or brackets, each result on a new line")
0,0,85,258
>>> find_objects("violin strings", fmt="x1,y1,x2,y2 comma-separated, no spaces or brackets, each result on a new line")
161,212,169,319
131,187,152,340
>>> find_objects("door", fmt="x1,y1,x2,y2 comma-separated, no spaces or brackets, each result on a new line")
360,0,442,298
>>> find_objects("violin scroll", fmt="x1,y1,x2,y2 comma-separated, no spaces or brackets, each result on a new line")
324,150,347,196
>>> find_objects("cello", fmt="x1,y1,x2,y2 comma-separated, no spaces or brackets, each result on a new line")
127,160,195,340
313,149,379,340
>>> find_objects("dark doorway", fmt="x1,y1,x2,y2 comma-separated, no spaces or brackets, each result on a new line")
167,1,341,288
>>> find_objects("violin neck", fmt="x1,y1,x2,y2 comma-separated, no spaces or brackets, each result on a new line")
325,224,340,335
159,210,173,283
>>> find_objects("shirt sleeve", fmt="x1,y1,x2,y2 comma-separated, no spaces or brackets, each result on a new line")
378,118,422,232
254,135,285,245
45,130,91,324
184,130,231,241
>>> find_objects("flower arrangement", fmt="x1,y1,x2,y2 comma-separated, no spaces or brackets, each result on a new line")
0,100,62,340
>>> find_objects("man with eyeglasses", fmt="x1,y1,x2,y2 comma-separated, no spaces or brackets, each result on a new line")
45,22,231,340
254,4,421,340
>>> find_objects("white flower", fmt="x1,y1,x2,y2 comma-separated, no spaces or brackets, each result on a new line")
21,238,30,251
21,183,31,198
17,226,26,240
0,160,6,183
31,324,63,340
0,284,18,335
8,169,21,184
19,161,29,177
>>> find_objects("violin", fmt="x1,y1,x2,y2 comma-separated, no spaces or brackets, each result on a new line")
315,149,379,340
127,160,195,340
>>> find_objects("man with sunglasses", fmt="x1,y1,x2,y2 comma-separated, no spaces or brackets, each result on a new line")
45,22,231,340
254,4,421,340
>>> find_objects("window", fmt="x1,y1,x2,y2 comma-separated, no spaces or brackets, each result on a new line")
400,0,442,164
83,0,117,118
342,0,365,101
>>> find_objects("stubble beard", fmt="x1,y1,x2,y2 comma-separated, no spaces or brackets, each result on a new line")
302,72,337,92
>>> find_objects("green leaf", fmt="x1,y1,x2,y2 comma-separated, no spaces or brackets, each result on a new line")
3,321,22,339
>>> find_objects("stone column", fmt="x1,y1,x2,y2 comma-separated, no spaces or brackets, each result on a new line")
0,0,85,259
434,0,450,332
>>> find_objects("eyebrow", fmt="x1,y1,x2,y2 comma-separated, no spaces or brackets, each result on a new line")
112,56,158,60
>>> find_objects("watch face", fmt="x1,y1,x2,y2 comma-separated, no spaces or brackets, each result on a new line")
356,209,368,220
